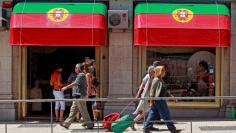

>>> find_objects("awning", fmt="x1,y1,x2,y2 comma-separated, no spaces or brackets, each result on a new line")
134,3,230,47
10,3,107,46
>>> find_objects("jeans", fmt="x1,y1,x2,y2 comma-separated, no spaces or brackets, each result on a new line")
53,90,65,110
144,100,176,130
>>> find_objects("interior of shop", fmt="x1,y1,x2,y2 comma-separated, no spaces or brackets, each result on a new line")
27,46,95,117
147,47,216,102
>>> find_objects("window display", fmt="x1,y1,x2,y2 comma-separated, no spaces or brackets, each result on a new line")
147,47,216,102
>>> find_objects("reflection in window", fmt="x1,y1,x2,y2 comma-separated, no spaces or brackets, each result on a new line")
147,47,216,102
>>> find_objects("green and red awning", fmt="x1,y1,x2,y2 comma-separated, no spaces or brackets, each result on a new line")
10,3,107,46
134,3,230,47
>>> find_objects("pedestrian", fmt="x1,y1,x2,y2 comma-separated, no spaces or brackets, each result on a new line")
131,61,162,131
144,65,181,133
83,62,95,124
67,71,82,122
132,66,156,130
50,64,65,122
60,63,93,129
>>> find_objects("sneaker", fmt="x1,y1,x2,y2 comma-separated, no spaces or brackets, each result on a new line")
170,129,181,133
86,123,94,129
150,127,159,131
59,123,69,129
130,123,136,131
143,129,152,133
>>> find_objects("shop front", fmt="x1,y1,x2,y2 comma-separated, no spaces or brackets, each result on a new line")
134,3,230,109
9,2,107,118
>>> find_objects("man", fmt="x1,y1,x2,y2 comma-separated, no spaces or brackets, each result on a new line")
60,63,93,129
132,61,161,131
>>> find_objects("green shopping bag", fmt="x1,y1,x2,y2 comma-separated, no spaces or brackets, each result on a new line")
111,114,134,133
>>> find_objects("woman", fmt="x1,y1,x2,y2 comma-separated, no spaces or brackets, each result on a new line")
144,65,180,133
50,65,65,122
83,62,95,123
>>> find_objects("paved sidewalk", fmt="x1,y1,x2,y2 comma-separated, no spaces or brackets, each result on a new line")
0,120,236,133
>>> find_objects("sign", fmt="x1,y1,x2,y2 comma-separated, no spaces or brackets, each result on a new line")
172,8,193,23
48,8,69,23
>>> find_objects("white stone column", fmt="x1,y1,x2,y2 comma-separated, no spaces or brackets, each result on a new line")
103,0,135,115
0,31,15,120
104,31,135,115
108,32,133,97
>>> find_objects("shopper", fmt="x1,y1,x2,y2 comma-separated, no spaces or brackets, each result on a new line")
60,63,93,129
144,65,181,133
50,64,65,122
131,60,161,131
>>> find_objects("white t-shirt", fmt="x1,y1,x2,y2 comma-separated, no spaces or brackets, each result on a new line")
141,74,151,98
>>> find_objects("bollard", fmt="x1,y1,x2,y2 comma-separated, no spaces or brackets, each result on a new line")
229,106,236,119
5,123,7,133
190,121,192,133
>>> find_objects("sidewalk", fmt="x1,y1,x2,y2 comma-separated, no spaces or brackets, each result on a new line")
1,120,236,133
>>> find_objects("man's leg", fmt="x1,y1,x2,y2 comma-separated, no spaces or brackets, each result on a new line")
144,102,158,130
77,99,93,129
61,101,78,128
156,100,176,131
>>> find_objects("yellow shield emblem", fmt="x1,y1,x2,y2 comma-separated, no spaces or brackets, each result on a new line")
172,9,193,23
48,8,69,23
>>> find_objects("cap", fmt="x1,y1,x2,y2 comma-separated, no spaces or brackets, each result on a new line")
152,60,161,67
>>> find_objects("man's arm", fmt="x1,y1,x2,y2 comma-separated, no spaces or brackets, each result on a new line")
136,74,149,98
61,81,77,91
136,82,145,98
167,90,178,102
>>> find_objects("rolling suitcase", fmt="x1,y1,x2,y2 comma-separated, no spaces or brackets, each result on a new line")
111,114,134,133
103,112,121,129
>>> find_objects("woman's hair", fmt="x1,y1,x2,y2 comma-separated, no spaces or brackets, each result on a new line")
147,66,155,74
154,65,165,78
88,59,95,66
54,64,63,71
83,62,90,73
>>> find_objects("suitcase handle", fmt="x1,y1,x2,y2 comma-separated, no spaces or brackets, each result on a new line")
120,101,134,115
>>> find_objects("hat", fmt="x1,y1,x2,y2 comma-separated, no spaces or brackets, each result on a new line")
152,60,161,67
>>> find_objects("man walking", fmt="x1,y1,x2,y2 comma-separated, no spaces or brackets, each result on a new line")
60,63,93,129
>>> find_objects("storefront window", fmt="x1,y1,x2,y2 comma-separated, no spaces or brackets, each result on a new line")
147,47,216,102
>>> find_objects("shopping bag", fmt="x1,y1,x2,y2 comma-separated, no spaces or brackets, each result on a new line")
111,114,134,133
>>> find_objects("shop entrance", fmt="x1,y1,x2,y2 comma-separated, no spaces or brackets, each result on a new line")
26,46,95,118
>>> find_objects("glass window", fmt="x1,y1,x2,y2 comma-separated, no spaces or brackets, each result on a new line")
147,47,216,102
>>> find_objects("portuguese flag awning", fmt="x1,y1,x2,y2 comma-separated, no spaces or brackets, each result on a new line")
10,3,107,46
134,3,230,47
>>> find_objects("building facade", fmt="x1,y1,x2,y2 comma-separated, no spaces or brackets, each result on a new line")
0,0,235,120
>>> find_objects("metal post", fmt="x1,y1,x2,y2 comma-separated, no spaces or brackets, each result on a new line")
96,119,99,133
50,101,53,133
5,123,7,133
190,121,192,133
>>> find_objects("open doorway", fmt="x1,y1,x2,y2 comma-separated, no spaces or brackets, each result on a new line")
27,46,95,117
